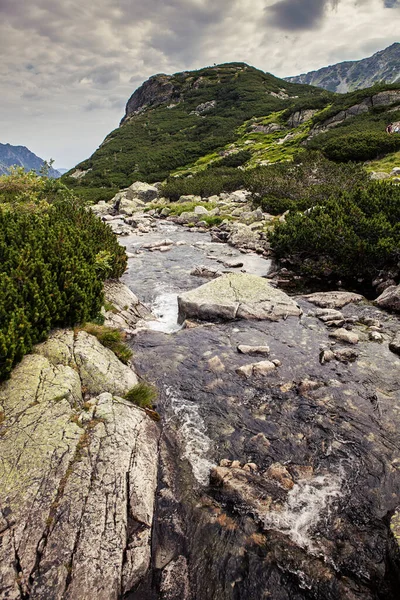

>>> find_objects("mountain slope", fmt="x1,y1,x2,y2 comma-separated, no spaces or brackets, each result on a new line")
285,43,400,93
0,143,61,178
64,63,329,198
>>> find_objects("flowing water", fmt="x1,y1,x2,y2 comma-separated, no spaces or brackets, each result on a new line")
121,222,400,600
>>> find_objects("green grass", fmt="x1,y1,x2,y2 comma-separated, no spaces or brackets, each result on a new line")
124,382,158,408
79,324,133,364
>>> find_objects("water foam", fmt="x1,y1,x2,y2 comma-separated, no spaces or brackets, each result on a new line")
262,473,343,552
164,386,214,485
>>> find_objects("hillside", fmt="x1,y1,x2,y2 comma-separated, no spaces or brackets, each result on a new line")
285,43,400,93
63,63,329,200
0,143,61,178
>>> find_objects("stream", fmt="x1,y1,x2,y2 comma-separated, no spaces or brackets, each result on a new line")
120,222,400,600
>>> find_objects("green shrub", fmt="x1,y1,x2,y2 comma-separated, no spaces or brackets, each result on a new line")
0,170,127,379
124,382,158,408
270,182,400,285
79,324,133,364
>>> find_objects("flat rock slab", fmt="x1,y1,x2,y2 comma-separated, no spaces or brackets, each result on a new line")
303,291,364,309
178,273,301,323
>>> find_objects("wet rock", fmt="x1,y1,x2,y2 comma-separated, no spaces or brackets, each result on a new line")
329,328,359,344
160,555,190,600
303,291,364,309
190,265,223,278
315,308,344,322
389,331,400,356
237,344,270,356
266,463,294,490
0,331,159,600
375,285,400,313
236,360,277,378
178,273,301,323
219,459,232,467
222,259,244,268
298,379,324,395
103,280,151,330
390,509,400,550
319,349,335,364
334,348,359,363
369,331,383,342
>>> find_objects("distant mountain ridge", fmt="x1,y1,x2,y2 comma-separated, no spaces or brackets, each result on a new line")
285,43,400,93
0,143,61,178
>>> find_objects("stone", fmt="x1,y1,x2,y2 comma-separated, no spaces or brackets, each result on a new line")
178,273,302,323
266,463,294,490
315,308,344,322
228,223,260,250
329,328,359,345
90,201,113,217
190,265,223,279
104,280,151,330
391,167,400,176
303,291,364,309
125,181,159,202
237,360,276,378
334,348,359,363
0,331,159,599
119,198,145,215
298,379,323,395
161,207,171,216
389,331,400,356
178,194,202,204
237,345,270,356
194,205,209,215
369,331,383,342
319,349,335,364
225,190,251,203
370,171,391,181
222,260,244,268
375,285,400,313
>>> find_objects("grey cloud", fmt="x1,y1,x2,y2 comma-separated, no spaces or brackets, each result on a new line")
266,0,339,31
384,0,399,7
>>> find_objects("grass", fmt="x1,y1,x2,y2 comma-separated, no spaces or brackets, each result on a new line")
366,150,400,174
124,382,158,408
79,324,133,364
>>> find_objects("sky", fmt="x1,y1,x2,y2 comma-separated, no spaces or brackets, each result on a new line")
0,0,399,169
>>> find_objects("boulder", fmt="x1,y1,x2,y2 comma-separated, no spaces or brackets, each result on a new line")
0,331,159,600
103,280,151,330
303,291,364,309
125,181,159,202
119,198,145,215
237,345,270,356
178,273,301,323
375,285,400,313
194,205,209,215
90,201,113,217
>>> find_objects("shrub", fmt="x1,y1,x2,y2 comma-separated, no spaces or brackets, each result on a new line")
124,382,158,408
79,324,133,364
0,170,127,379
270,182,400,285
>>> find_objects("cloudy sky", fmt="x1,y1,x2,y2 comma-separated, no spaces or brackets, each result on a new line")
0,0,398,169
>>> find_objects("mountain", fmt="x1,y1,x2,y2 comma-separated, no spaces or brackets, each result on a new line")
285,43,400,93
0,143,61,178
64,62,400,203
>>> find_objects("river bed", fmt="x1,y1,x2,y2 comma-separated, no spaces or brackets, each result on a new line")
120,222,400,600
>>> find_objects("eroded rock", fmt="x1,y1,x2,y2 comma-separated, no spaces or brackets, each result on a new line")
104,280,151,330
303,291,364,309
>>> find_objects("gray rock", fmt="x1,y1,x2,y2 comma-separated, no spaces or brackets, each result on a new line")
104,280,151,330
0,331,159,599
329,328,359,344
237,345,270,356
370,171,390,181
334,348,359,362
228,223,260,250
194,205,209,215
119,198,145,215
178,273,301,322
126,181,159,202
190,265,223,279
178,194,202,204
375,285,400,313
236,360,277,378
303,291,364,309
90,201,113,217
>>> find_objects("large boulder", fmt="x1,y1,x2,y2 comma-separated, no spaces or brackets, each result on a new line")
0,330,159,600
178,273,301,322
302,291,364,309
375,285,400,313
126,181,159,203
228,222,260,250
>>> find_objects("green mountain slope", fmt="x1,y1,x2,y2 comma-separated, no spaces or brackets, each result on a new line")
63,63,329,200
285,43,400,93
64,63,400,203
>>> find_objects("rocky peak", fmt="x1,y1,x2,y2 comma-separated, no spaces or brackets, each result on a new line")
121,73,178,122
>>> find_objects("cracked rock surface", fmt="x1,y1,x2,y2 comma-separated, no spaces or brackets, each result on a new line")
0,329,159,600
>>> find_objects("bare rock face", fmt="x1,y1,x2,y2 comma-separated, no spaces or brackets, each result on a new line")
0,330,159,600
178,273,301,323
104,280,151,330
375,285,400,313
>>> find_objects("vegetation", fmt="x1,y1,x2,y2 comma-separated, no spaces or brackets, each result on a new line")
0,169,127,379
63,63,328,198
124,382,158,409
270,181,400,285
79,324,132,364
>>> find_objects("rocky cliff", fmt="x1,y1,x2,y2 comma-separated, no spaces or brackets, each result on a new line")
285,42,400,93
